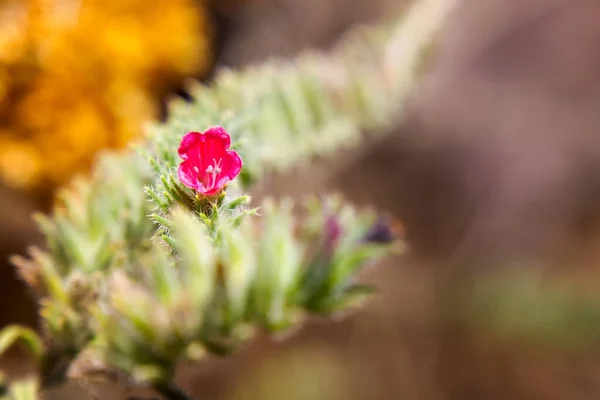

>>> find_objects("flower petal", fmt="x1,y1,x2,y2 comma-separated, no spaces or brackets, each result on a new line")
178,132,202,160
178,160,200,190
203,126,231,149
198,135,227,168
222,150,243,180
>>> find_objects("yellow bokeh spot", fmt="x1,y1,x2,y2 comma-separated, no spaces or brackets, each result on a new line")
0,139,43,189
0,0,214,192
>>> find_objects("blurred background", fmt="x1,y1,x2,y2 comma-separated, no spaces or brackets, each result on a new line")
4,0,600,399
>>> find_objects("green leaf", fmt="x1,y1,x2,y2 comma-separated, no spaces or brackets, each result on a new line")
37,256,69,306
0,326,44,362
220,222,256,324
151,214,173,230
330,244,388,289
222,195,251,211
254,199,303,329
145,186,169,213
332,284,376,313
161,234,178,250
131,364,167,384
7,378,39,400
111,294,157,347
171,208,216,312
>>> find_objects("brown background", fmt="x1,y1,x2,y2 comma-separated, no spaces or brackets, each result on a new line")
4,0,600,399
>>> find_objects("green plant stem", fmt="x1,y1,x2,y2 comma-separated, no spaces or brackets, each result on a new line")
154,382,194,400
40,348,80,389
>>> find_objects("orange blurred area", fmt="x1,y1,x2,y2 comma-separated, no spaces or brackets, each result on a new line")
0,0,212,192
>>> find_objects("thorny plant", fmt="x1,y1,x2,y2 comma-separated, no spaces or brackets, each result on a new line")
0,0,459,399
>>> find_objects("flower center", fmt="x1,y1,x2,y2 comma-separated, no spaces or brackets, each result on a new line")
193,158,223,189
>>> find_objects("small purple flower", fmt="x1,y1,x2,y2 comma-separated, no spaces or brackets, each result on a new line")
323,215,343,253
362,216,401,244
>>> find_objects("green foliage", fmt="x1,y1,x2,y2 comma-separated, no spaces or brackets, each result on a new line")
33,153,155,276
0,326,43,363
0,377,38,400
0,0,458,398
87,197,397,387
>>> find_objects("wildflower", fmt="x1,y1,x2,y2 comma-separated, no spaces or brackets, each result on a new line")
177,126,242,195
362,216,401,244
323,215,342,255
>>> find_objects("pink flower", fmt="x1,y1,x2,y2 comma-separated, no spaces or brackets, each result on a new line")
177,126,242,195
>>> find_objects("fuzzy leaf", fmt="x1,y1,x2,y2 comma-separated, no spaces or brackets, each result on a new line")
171,208,217,312
0,326,44,362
